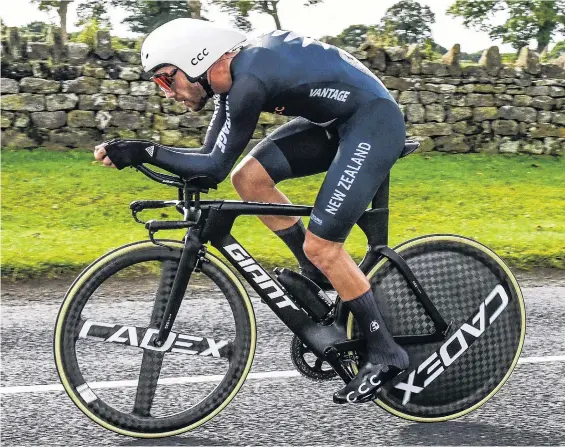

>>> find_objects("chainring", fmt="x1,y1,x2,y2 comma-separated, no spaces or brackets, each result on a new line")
290,335,337,381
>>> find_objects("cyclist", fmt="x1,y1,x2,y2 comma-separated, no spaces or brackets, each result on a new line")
94,18,409,404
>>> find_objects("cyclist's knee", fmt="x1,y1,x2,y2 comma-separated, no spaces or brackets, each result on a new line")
303,232,343,270
231,156,275,193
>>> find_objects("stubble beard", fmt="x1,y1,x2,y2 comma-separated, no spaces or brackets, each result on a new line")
188,95,208,112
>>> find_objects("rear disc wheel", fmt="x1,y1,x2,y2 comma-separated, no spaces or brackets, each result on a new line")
347,234,526,421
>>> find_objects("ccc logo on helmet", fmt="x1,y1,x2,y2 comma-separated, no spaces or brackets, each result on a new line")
191,48,209,66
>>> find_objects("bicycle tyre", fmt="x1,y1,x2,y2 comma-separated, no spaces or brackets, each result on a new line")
54,240,256,438
347,234,526,422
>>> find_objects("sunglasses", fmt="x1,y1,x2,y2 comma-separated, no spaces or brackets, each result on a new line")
151,68,179,93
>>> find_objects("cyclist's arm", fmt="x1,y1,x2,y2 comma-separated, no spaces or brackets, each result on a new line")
105,74,266,183
201,94,228,154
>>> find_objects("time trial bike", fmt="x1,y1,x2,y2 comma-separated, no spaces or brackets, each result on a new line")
54,140,526,438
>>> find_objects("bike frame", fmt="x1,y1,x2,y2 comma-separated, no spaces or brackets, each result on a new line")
132,166,450,384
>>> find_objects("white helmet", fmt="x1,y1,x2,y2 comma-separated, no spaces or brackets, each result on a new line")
141,18,248,80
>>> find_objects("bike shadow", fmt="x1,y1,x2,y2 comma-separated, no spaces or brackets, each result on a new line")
398,421,561,445
120,437,219,446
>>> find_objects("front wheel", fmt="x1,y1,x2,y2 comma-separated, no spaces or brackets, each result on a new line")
54,240,256,438
347,234,526,422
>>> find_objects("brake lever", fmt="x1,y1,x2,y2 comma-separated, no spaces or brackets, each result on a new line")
132,208,146,224
148,229,169,249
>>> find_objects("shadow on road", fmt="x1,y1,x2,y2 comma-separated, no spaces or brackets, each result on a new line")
399,421,562,445
120,436,219,446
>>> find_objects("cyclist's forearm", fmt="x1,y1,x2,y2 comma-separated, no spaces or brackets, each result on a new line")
148,144,226,182
202,94,228,154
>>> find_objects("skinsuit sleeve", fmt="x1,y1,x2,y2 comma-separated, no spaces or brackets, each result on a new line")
104,74,267,183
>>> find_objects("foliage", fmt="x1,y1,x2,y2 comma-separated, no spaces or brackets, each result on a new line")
460,50,483,63
21,20,50,35
549,39,565,58
111,36,136,50
134,36,144,52
430,40,447,55
319,35,345,48
336,24,377,48
76,2,111,27
421,37,444,60
20,20,51,41
209,0,323,32
31,0,73,14
70,17,134,51
368,28,401,47
378,0,436,45
108,0,202,34
70,19,105,49
447,0,565,51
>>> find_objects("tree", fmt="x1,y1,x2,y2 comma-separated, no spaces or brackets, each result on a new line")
22,20,50,35
460,50,483,62
337,24,376,48
31,0,73,43
447,0,565,52
76,2,111,27
20,21,51,41
378,0,435,45
420,37,447,59
108,0,203,34
210,0,323,32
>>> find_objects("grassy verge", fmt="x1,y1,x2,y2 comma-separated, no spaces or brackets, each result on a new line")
2,149,564,280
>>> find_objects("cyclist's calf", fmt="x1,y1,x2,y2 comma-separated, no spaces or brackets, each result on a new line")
303,231,370,299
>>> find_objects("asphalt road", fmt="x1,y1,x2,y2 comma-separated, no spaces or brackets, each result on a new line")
1,269,564,446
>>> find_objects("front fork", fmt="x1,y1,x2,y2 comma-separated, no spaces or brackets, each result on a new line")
153,228,204,347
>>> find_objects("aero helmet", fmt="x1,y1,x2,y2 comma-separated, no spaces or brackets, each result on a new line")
141,18,248,80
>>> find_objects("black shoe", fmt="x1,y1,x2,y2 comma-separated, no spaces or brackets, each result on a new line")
299,267,333,291
333,362,404,404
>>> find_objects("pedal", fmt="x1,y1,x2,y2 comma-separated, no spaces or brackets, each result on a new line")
356,393,378,403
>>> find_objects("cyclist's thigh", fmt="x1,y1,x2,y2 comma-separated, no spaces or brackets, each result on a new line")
248,117,339,183
308,98,406,243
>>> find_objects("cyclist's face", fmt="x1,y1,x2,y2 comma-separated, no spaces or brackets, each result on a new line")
154,65,208,112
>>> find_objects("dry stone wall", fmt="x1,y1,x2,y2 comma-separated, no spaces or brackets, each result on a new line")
1,28,564,156
357,42,564,155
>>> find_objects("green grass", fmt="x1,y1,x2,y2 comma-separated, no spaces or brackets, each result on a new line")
2,149,564,280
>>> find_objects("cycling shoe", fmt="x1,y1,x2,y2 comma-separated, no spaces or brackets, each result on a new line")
333,362,404,404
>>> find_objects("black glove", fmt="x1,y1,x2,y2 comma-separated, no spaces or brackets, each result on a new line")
103,138,154,170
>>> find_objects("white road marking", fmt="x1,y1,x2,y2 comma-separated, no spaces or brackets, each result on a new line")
1,355,564,395
516,355,565,364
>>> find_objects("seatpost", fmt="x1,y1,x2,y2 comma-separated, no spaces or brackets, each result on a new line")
371,173,390,210
364,173,391,248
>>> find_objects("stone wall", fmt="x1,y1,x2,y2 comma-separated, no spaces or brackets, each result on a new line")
358,42,565,155
1,28,564,155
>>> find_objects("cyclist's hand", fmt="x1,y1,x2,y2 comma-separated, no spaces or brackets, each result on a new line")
94,143,116,168
95,139,153,170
